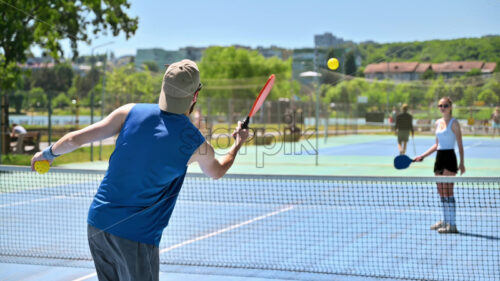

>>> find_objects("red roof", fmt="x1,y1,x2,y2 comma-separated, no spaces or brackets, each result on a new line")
364,61,496,74
432,61,484,73
482,62,497,73
18,62,55,69
364,62,419,74
415,63,431,73
364,62,388,73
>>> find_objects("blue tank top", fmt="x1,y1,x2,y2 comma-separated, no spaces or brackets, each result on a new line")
87,104,205,246
436,118,456,150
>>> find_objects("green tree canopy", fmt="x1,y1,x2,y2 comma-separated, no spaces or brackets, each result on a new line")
75,66,100,99
105,64,162,109
344,51,357,76
356,36,500,67
31,63,74,94
0,0,138,89
198,46,297,101
142,61,159,72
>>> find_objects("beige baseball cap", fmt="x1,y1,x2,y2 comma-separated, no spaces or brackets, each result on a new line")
159,59,200,114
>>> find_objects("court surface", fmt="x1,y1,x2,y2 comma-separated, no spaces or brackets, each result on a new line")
61,134,500,177
2,135,499,281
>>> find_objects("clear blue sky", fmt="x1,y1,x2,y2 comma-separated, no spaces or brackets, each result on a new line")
55,0,500,57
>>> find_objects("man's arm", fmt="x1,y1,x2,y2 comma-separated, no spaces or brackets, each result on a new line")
31,103,135,170
415,136,437,162
189,121,249,179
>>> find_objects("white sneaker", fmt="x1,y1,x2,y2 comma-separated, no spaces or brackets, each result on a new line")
430,220,445,230
438,224,458,234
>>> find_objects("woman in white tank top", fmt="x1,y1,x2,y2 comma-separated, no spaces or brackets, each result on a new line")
415,97,465,234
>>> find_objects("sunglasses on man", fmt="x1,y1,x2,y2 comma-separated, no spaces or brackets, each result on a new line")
438,104,450,108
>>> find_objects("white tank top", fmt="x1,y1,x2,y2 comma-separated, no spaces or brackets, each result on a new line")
436,118,456,150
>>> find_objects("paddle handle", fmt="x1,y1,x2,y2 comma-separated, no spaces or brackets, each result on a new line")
242,116,250,129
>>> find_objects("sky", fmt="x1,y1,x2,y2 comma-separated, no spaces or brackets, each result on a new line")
39,0,500,58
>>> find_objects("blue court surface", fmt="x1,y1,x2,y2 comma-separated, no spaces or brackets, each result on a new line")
57,135,500,177
316,136,500,159
1,168,499,281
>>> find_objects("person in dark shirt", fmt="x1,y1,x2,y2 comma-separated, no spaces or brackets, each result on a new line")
395,104,414,155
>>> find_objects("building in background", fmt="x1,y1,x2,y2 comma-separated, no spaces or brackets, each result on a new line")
432,61,497,78
113,55,135,68
364,61,497,81
180,47,204,62
364,62,430,80
135,47,206,70
314,32,353,48
135,48,186,70
256,46,284,59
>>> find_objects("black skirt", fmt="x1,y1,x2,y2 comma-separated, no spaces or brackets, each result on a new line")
434,149,458,174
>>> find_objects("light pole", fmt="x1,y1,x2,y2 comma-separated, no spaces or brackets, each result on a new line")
299,70,322,166
90,41,114,161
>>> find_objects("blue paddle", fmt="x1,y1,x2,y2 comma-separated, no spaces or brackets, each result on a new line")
394,154,415,170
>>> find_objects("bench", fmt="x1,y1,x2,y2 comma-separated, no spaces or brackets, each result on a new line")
416,119,432,132
11,131,41,154
283,126,301,142
471,120,490,134
252,127,274,145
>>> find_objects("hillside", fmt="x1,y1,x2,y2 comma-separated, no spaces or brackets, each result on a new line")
355,36,500,68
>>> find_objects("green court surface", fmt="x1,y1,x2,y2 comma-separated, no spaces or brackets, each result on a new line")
61,135,500,177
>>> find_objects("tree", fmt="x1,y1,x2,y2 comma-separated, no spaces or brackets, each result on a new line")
1,1,138,153
142,61,159,72
344,51,357,76
105,64,162,108
198,46,294,100
31,63,74,94
52,92,72,109
28,87,47,109
75,67,100,100
422,69,436,80
0,0,138,89
481,78,500,100
9,90,26,114
466,68,482,77
477,89,499,105
450,82,465,103
356,36,500,67
52,63,74,92
426,77,450,106
463,86,477,106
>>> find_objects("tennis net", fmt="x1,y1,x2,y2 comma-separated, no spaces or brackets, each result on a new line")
0,165,499,281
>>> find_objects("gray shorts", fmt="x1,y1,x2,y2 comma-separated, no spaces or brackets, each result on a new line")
87,224,159,281
397,130,410,143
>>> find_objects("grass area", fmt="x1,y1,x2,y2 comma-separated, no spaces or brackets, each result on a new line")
1,154,32,166
12,108,96,116
1,145,116,166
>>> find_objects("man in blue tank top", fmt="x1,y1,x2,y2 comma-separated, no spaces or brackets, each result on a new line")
31,59,249,281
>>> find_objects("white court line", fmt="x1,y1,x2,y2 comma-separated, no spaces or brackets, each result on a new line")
160,205,294,254
464,141,482,150
72,272,97,281
0,196,65,208
0,191,91,208
70,205,294,281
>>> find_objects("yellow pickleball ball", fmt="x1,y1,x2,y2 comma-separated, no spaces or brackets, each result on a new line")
35,160,50,174
327,58,339,70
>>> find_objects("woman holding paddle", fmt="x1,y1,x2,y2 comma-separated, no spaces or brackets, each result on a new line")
415,97,465,234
